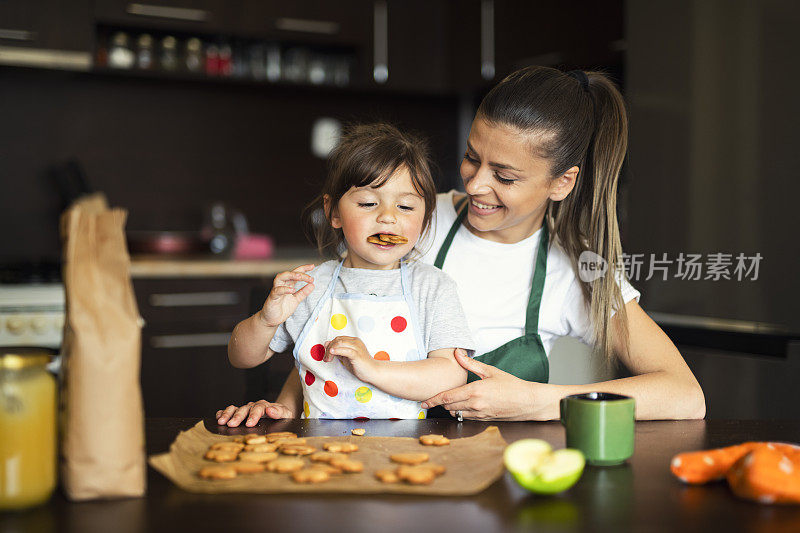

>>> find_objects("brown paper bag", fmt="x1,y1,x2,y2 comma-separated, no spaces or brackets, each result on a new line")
60,194,146,500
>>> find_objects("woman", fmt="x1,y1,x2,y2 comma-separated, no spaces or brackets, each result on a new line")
217,66,705,425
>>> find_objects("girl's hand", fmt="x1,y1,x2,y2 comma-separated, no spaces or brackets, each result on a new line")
421,349,553,421
260,264,315,327
216,400,295,427
324,336,379,383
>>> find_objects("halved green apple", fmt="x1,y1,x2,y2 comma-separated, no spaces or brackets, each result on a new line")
504,439,585,494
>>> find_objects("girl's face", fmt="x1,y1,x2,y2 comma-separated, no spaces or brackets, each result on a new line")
459,118,578,243
326,166,425,270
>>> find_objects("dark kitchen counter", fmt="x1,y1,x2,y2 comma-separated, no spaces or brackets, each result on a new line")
2,418,800,532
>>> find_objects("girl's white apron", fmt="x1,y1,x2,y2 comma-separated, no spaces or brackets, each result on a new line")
292,260,427,419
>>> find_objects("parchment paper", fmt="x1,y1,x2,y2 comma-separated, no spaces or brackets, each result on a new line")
149,421,508,495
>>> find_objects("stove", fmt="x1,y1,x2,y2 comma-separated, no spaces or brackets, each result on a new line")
0,261,65,349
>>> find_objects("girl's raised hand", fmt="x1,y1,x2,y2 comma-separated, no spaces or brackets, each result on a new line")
260,264,315,327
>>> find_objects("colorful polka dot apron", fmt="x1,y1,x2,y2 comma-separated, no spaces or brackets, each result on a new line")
292,259,428,419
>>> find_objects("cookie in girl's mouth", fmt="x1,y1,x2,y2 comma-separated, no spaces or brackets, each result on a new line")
367,233,408,245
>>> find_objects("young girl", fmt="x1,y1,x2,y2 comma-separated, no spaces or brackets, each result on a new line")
219,123,474,422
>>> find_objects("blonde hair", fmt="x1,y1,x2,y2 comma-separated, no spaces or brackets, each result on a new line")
477,66,630,364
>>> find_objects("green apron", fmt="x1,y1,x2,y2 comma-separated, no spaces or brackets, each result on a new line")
434,197,550,383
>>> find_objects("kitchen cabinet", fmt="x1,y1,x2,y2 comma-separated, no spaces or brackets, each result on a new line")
234,0,371,46
0,0,92,51
448,0,625,93
93,0,235,34
133,276,293,417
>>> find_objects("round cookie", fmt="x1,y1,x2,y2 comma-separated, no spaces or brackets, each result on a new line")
390,452,429,465
204,449,239,462
199,465,237,480
266,457,306,473
374,469,400,483
238,451,279,463
329,456,364,473
233,462,267,474
291,468,331,484
280,444,316,456
419,434,450,446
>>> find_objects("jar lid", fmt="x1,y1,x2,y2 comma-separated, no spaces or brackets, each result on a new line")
0,347,55,370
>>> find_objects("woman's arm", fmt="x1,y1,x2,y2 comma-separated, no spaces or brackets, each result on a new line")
422,300,706,421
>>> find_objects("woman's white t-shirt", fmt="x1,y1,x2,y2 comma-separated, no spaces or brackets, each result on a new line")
416,191,641,358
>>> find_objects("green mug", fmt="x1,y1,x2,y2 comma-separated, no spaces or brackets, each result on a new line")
560,392,635,466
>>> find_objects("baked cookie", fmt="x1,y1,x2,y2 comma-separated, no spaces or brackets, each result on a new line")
280,444,317,456
273,437,307,447
291,468,331,484
390,452,429,465
233,462,267,474
204,449,239,462
199,465,237,480
266,432,297,442
374,468,400,483
419,434,450,446
243,434,267,445
329,456,364,473
310,451,349,463
231,436,246,443
308,463,342,475
367,233,409,245
243,442,279,453
210,441,245,452
351,428,366,436
323,442,359,453
266,457,306,473
397,465,437,485
238,451,279,463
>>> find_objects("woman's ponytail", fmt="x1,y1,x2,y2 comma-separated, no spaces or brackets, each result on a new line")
478,66,631,365
579,73,630,364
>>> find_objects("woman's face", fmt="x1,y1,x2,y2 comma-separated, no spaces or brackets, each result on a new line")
327,166,425,270
459,118,576,243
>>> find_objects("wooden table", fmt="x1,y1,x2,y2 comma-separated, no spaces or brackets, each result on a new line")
2,418,800,532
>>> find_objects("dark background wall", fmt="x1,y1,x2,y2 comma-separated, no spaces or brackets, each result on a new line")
0,68,460,261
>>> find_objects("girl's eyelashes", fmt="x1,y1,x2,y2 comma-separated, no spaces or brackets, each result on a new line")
463,152,478,164
357,202,416,211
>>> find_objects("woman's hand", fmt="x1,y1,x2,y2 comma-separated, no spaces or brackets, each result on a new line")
260,264,316,327
323,336,379,383
421,349,555,421
216,400,295,427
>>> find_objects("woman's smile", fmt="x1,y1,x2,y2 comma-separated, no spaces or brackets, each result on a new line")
469,196,504,215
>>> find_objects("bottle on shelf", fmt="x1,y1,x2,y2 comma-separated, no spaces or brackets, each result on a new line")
108,32,134,69
136,34,154,70
185,38,203,73
160,36,178,72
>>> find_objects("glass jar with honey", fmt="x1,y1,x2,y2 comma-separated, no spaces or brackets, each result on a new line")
0,348,57,510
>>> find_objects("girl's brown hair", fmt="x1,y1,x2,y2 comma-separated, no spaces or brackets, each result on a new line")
477,66,630,364
303,123,436,259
